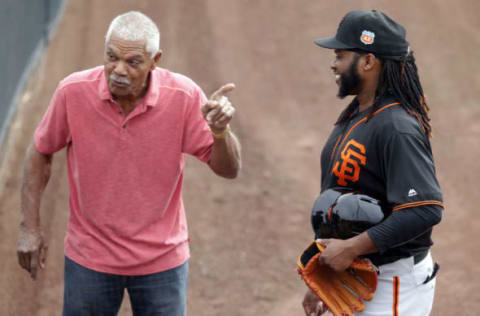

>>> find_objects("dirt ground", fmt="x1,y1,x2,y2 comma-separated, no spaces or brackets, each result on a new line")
1,0,479,315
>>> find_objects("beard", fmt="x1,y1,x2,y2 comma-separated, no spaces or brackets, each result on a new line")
337,54,361,99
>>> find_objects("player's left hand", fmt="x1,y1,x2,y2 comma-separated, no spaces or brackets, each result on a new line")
317,238,357,272
302,289,325,316
202,83,236,133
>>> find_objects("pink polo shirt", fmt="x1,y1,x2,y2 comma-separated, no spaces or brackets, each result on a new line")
35,66,213,275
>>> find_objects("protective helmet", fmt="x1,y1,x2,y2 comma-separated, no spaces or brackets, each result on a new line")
311,189,385,239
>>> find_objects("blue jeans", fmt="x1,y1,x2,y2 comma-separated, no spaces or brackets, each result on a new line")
63,256,189,316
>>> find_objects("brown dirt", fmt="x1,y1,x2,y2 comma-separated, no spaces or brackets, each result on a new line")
1,1,479,315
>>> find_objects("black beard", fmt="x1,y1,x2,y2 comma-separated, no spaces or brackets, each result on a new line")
337,54,361,99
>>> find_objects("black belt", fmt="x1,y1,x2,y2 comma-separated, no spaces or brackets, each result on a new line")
367,250,430,267
413,250,428,264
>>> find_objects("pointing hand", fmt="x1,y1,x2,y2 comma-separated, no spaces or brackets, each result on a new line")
202,83,236,134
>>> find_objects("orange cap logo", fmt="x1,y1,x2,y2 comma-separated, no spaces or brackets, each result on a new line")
360,30,375,45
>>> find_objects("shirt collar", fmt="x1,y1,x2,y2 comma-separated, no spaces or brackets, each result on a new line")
98,67,160,107
98,67,112,101
143,69,160,107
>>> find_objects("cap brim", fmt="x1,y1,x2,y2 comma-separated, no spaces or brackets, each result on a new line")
314,37,354,49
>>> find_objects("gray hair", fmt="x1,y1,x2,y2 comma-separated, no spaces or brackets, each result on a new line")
105,11,160,58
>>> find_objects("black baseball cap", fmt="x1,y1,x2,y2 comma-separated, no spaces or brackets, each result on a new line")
314,10,409,58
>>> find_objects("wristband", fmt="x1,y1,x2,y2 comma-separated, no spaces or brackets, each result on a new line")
209,124,231,139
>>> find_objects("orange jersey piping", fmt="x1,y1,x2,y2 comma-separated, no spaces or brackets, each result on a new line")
330,135,343,161
393,200,444,212
331,102,400,161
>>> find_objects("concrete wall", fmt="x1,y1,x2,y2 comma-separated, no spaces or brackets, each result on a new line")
0,0,65,148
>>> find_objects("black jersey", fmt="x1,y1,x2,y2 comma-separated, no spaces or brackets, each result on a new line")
320,95,443,264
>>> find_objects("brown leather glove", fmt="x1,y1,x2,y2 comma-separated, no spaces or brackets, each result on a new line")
297,241,378,316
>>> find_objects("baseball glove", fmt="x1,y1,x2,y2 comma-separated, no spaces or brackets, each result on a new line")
297,241,378,316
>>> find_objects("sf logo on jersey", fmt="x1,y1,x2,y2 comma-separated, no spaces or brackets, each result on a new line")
332,139,366,186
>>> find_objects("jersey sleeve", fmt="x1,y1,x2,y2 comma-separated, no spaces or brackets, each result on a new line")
181,86,213,162
382,130,443,210
34,85,71,154
367,203,442,253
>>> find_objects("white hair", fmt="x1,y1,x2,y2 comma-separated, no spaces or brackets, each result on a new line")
105,11,160,58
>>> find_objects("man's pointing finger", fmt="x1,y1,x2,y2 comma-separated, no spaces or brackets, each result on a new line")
210,83,235,101
30,251,38,280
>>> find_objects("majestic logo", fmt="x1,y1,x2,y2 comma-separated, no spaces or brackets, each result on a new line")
332,139,366,186
408,189,418,197
360,30,375,45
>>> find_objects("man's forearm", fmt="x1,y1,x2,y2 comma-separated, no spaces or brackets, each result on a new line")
20,144,52,230
366,204,442,254
208,131,241,179
347,231,378,257
345,205,442,257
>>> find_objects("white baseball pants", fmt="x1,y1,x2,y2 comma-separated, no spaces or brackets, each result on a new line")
358,252,437,316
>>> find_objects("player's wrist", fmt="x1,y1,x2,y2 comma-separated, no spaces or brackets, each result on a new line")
209,124,230,139
19,216,42,232
348,232,377,257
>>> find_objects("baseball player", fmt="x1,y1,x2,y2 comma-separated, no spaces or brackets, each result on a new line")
17,11,241,316
302,10,443,316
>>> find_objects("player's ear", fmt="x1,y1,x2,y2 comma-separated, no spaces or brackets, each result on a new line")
362,53,378,71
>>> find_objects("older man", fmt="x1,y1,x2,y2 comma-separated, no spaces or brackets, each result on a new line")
17,11,241,316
